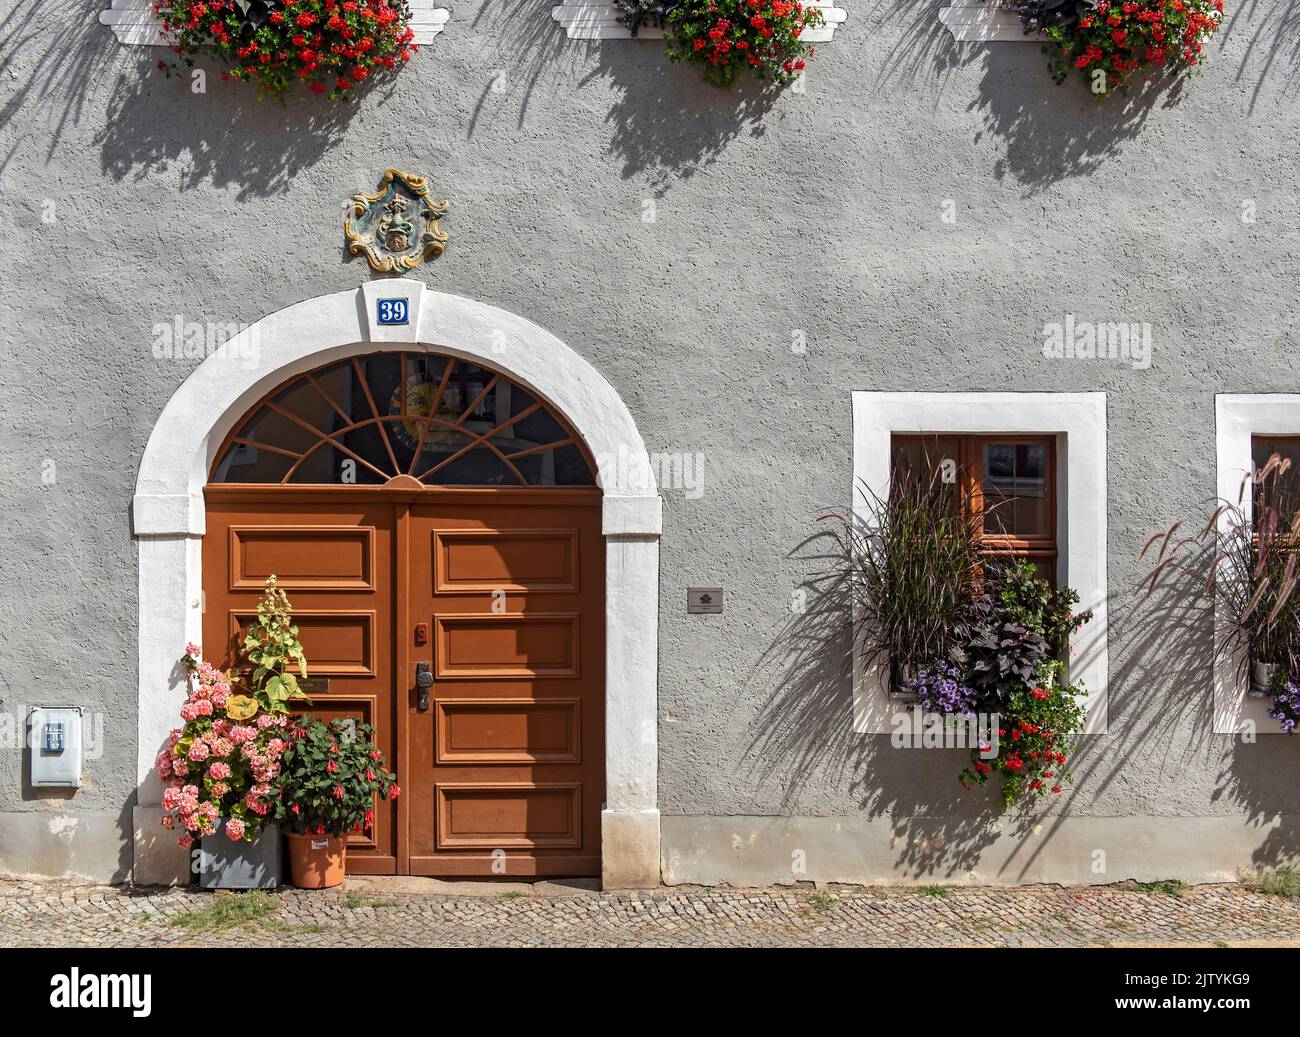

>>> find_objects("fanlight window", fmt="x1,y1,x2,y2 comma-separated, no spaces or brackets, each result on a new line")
211,352,596,487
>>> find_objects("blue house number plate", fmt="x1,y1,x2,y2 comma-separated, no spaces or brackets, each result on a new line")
376,298,409,326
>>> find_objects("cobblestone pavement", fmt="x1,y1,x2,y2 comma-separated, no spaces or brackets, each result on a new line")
3,877,1299,947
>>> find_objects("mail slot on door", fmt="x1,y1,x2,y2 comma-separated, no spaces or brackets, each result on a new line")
29,706,83,788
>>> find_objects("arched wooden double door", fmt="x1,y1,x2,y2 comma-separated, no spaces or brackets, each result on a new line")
201,352,604,877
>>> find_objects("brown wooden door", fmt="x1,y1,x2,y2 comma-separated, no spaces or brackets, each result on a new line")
203,487,604,878
203,490,398,873
405,492,604,877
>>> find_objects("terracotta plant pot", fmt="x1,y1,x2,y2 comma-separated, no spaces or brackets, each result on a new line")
286,832,347,889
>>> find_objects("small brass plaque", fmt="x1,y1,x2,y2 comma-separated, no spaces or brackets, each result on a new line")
299,677,331,694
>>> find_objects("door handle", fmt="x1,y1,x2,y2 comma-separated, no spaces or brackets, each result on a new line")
415,661,433,711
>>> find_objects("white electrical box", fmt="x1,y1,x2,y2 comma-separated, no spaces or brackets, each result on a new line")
29,707,83,788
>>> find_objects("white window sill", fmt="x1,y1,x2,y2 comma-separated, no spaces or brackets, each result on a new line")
850,392,1110,736
939,2,1044,42
99,0,449,46
551,2,847,43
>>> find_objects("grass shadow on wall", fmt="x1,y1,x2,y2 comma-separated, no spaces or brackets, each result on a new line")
1225,0,1300,113
0,0,120,167
741,525,1009,880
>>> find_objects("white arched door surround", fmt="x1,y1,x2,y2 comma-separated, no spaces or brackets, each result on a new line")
132,280,662,889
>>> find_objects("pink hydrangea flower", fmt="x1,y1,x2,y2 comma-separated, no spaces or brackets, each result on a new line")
225,817,245,840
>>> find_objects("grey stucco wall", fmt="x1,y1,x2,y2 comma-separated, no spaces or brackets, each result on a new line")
0,0,1297,882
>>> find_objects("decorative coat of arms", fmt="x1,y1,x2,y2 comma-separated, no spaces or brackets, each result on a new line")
344,169,449,274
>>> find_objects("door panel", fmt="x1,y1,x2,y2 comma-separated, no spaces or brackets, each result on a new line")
203,495,398,873
434,613,580,678
435,698,581,764
229,525,376,590
408,498,604,877
434,529,579,592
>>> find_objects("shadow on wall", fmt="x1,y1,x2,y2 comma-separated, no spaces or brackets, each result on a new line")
1121,538,1300,875
742,522,1008,879
485,0,780,195
0,0,119,169
1226,0,1300,112
742,521,1300,882
95,62,372,199
0,0,393,196
869,0,1300,194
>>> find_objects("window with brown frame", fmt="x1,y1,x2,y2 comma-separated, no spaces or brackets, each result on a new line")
891,433,1058,584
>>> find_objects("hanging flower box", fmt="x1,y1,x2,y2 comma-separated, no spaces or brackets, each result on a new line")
551,0,848,90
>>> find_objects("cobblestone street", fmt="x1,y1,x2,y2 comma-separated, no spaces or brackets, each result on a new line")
3,878,1299,948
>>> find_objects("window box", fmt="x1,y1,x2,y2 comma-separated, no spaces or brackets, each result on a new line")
99,0,450,47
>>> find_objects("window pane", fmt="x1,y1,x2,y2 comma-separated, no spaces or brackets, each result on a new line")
1252,437,1300,515
983,442,1049,538
208,352,596,486
890,435,961,491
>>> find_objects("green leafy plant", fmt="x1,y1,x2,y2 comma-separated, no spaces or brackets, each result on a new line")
826,470,984,694
616,0,675,35
276,717,399,837
242,574,311,715
158,577,308,845
957,593,1049,710
993,559,1093,659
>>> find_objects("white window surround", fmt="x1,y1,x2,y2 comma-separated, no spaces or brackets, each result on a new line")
939,2,1043,42
1214,395,1300,735
132,280,662,887
99,0,449,46
851,391,1109,735
551,2,847,42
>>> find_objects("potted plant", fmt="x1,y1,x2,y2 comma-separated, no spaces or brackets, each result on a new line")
1000,0,1224,97
823,457,1094,806
960,659,1087,807
1143,453,1300,715
276,717,399,888
152,0,418,101
156,575,309,888
827,466,985,698
616,0,824,89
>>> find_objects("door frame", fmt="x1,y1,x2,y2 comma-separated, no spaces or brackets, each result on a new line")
131,282,662,888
